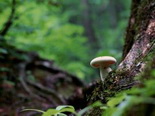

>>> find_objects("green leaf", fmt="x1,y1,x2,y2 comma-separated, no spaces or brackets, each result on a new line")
77,107,91,116
59,108,75,113
91,101,103,107
102,107,117,116
107,94,126,107
42,109,59,116
56,105,71,110
56,105,75,113
151,70,155,77
21,109,44,113
145,79,155,88
113,96,143,116
0,67,10,72
126,87,142,95
0,48,8,54
57,113,67,116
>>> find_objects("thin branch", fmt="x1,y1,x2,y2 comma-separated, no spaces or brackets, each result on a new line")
18,63,43,100
27,80,66,104
0,0,16,36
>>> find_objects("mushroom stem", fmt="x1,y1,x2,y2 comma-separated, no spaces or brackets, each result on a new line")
100,67,112,82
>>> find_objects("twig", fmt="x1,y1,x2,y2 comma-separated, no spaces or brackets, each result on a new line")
0,0,16,36
26,80,66,104
32,63,85,87
18,63,43,100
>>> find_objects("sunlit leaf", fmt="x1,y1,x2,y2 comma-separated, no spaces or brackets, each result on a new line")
56,105,75,113
22,109,44,113
57,113,67,116
107,94,126,107
91,101,103,107
77,107,91,116
151,70,155,77
42,109,59,116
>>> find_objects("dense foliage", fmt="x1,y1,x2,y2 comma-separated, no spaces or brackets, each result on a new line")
0,0,131,81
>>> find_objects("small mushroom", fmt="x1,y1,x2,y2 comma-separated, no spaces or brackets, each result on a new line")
90,56,116,82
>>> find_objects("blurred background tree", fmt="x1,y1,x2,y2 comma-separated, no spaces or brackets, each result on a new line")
0,0,131,82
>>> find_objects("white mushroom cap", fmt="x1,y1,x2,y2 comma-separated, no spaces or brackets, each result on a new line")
90,56,116,68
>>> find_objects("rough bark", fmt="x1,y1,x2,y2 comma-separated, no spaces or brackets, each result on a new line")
119,0,155,71
84,0,155,115
122,0,155,60
122,0,141,59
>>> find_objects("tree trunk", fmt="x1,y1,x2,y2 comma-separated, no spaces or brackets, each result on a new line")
85,0,155,115
81,0,99,52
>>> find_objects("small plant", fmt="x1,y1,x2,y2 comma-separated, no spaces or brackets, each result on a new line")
22,105,75,116
22,101,103,116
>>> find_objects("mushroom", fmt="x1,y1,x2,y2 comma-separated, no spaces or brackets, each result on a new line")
90,56,116,82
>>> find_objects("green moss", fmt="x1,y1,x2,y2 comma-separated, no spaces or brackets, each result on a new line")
84,107,103,116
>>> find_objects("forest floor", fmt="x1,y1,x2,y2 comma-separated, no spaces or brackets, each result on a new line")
0,41,87,116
